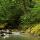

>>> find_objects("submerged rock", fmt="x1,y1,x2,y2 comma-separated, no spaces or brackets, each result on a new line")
1,33,6,36
0,29,12,34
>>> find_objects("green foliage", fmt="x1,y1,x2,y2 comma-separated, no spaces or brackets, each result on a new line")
0,0,40,30
31,2,40,23
19,0,40,30
0,0,30,22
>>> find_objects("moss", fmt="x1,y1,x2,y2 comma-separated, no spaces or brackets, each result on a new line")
0,23,7,29
28,23,40,35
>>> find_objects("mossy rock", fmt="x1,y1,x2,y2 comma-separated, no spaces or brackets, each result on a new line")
0,23,7,29
30,23,40,35
33,0,40,2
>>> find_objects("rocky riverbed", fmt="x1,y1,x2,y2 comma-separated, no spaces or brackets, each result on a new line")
0,29,21,39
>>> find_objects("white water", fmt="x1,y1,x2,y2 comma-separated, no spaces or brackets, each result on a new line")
12,32,21,35
3,32,21,39
3,34,9,39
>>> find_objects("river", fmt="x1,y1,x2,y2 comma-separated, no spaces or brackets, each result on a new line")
0,32,40,40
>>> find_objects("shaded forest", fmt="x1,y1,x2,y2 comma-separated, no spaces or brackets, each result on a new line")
0,0,40,35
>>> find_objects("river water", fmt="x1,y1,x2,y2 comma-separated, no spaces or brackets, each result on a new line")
0,32,27,40
0,32,40,40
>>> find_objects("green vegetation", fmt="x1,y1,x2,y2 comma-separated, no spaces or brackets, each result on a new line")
0,0,40,37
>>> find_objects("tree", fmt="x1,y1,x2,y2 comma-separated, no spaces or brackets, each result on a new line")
0,0,33,29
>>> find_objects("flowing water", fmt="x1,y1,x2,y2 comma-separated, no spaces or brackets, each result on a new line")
0,32,40,40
